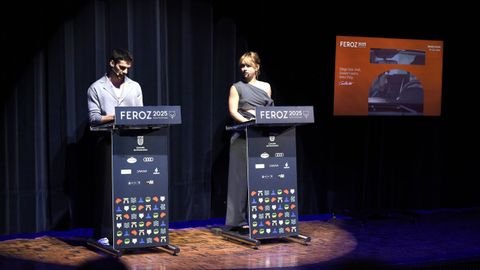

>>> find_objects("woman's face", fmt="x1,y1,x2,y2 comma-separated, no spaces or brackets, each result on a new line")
240,58,258,80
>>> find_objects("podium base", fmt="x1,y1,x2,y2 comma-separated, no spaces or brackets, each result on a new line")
210,227,311,248
156,244,180,255
288,233,311,245
210,227,260,248
86,238,180,257
87,238,122,257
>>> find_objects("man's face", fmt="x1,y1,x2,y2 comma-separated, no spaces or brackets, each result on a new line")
110,60,132,78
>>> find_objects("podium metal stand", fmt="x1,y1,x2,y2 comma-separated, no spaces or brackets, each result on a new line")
214,106,314,247
88,106,181,256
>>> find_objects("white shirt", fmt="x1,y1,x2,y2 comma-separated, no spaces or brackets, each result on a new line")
87,75,143,126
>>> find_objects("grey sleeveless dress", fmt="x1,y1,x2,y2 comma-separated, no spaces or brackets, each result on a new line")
226,81,274,228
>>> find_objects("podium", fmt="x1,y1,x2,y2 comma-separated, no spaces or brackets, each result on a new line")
88,106,181,256
215,106,314,247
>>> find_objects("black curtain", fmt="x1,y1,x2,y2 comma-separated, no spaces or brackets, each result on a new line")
1,0,479,235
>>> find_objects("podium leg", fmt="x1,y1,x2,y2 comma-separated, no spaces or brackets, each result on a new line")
87,238,123,257
87,239,180,256
288,234,311,245
156,244,180,255
210,227,260,248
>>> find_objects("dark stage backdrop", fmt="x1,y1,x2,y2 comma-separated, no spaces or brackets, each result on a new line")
1,0,479,235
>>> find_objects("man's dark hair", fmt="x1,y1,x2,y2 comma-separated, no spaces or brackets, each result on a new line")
109,48,133,64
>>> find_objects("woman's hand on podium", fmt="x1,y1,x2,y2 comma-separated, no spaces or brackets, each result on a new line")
101,114,115,124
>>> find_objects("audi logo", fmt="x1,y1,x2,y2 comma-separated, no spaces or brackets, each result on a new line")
143,157,154,162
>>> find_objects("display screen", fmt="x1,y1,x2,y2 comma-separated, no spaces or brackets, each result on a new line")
334,36,443,116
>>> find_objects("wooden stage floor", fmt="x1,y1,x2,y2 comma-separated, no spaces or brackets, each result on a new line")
1,208,480,269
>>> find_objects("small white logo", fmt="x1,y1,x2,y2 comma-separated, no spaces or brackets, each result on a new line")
121,169,132,175
127,157,137,163
137,136,144,146
143,157,154,162
255,164,265,169
260,152,269,159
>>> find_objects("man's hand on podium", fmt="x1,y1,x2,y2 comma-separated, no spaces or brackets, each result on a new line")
101,114,115,123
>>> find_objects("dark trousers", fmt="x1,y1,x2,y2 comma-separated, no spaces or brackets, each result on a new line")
225,132,248,227
92,134,112,241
